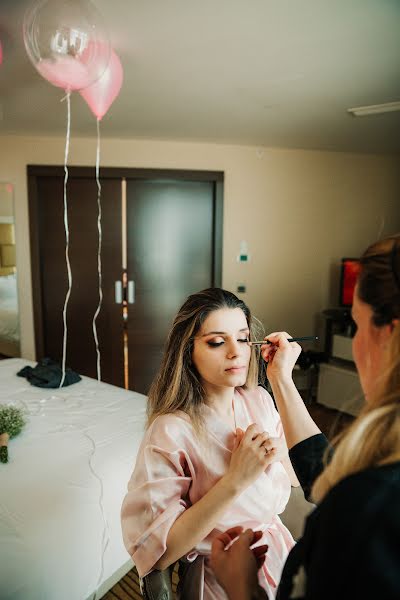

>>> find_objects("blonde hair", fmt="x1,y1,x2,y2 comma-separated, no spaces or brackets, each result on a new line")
312,234,400,502
147,288,264,433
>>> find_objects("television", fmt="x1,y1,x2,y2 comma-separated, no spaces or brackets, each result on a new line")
339,258,361,307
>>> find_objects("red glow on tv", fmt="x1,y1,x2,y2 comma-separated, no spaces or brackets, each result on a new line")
341,259,361,306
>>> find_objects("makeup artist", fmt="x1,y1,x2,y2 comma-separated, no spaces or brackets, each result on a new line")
211,233,400,600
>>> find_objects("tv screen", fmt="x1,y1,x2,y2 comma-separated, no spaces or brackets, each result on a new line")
340,258,361,306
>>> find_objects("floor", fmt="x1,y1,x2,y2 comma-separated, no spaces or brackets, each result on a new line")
307,400,355,440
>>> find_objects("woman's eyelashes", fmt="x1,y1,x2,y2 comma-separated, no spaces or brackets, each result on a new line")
207,337,249,347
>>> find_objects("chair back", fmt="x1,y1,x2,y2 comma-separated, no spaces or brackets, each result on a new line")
140,565,175,600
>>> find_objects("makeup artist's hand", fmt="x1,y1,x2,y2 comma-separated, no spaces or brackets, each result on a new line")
210,527,269,600
225,425,274,491
261,332,301,384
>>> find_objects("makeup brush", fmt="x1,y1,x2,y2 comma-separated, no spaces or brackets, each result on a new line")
250,336,318,345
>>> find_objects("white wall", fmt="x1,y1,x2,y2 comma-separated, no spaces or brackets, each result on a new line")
0,134,399,359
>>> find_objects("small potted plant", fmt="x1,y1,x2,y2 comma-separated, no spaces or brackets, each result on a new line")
0,405,25,463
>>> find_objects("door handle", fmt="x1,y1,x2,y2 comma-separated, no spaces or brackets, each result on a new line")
115,281,123,304
128,280,135,304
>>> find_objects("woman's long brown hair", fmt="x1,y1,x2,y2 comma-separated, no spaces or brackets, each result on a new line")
147,288,264,432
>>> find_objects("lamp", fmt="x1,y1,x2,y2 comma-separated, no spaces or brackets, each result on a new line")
347,101,400,117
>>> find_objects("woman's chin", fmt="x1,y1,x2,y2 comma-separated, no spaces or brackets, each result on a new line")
224,372,247,386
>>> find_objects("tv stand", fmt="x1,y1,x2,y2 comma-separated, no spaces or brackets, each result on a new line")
322,307,355,359
317,362,363,416
331,334,353,363
316,307,363,416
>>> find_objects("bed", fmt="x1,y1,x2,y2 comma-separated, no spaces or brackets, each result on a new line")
0,273,20,357
0,358,147,600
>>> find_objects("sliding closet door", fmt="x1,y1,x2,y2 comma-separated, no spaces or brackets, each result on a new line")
29,170,125,386
126,178,220,394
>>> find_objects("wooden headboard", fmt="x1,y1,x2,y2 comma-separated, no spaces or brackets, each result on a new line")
0,223,16,276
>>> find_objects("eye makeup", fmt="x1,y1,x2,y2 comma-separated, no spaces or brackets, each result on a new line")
207,337,250,347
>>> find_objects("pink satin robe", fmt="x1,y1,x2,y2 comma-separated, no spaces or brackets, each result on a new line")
121,386,295,599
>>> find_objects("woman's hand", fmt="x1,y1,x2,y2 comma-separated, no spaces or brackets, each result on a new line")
263,434,289,464
225,424,277,493
210,527,269,600
260,332,301,384
238,427,289,465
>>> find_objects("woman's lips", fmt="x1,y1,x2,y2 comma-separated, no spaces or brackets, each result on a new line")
225,366,246,372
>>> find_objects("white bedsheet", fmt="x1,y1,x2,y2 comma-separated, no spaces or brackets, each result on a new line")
0,358,147,600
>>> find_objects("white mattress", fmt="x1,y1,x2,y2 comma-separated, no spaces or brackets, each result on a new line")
0,358,147,600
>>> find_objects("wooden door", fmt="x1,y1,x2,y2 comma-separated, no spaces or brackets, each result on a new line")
29,167,223,393
125,177,222,394
29,168,125,386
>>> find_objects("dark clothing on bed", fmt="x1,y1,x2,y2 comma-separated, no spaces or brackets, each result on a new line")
275,433,400,600
17,357,81,388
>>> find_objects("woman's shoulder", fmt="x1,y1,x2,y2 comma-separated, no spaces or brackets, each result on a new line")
319,461,400,524
146,410,194,443
281,463,400,600
331,461,400,495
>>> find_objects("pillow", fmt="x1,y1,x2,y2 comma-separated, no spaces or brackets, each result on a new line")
0,244,16,267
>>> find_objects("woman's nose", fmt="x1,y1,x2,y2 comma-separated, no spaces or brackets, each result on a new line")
226,340,240,357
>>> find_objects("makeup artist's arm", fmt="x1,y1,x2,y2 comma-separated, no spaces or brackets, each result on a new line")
262,332,321,450
154,424,273,570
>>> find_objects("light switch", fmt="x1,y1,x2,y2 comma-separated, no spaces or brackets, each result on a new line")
237,240,250,263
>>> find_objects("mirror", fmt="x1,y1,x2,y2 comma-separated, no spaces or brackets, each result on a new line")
0,182,20,357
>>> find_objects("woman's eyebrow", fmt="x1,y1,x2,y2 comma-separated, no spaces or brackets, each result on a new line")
201,327,249,337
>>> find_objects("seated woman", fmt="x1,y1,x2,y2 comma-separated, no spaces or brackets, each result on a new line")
121,288,300,599
211,234,400,600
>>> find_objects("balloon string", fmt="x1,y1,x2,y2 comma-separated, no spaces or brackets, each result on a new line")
84,430,110,600
60,91,72,389
92,118,103,381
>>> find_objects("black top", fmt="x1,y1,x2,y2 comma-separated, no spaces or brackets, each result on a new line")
275,434,400,600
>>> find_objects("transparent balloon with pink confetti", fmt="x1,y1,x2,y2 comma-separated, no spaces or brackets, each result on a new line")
23,0,110,92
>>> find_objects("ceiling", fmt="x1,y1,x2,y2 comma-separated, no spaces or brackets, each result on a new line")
1,0,400,154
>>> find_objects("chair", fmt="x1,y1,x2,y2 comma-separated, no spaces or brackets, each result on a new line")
141,561,188,600
140,567,174,600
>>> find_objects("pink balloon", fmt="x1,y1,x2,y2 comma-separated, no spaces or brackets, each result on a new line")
79,48,123,120
36,55,103,91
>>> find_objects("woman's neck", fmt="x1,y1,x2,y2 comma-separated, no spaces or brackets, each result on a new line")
205,385,236,417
